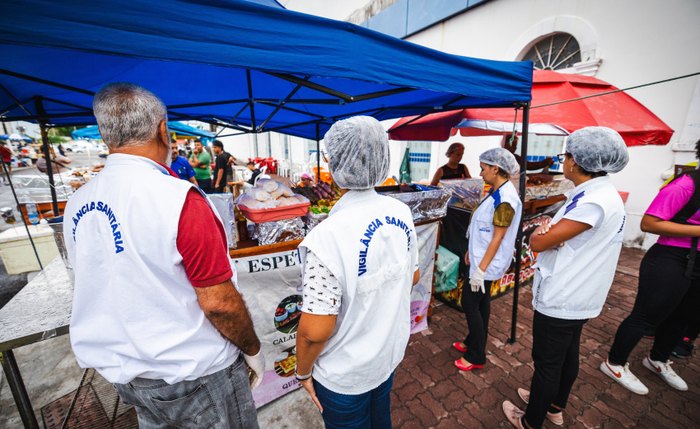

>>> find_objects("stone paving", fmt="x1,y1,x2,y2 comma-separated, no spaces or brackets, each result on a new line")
390,247,700,428
2,247,698,428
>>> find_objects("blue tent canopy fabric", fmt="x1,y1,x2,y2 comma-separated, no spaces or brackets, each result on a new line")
0,0,532,139
0,134,33,143
71,122,215,140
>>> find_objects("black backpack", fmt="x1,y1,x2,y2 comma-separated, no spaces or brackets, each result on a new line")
668,169,700,279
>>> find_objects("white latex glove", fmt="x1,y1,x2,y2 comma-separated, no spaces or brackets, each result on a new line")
243,350,265,389
469,267,486,294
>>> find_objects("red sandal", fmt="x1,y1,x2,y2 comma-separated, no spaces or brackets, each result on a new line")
454,358,483,371
452,342,467,353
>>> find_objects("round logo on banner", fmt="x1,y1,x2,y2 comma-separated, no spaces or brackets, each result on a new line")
274,295,303,334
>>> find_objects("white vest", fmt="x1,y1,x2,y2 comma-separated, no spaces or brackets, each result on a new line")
64,154,238,384
468,181,523,280
532,176,626,320
299,190,417,395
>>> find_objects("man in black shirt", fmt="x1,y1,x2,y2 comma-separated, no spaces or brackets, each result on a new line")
212,140,233,193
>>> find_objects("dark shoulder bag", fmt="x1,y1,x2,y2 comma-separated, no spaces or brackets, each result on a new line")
668,170,700,279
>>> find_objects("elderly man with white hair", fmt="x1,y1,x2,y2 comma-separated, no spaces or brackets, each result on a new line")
502,126,630,429
295,116,420,428
64,83,263,429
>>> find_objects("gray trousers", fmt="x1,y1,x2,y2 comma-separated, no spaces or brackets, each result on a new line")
115,356,259,429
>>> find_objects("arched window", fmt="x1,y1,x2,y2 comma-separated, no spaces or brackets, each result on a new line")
521,33,581,70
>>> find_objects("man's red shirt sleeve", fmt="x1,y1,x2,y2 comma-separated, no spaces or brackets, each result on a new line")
176,188,233,287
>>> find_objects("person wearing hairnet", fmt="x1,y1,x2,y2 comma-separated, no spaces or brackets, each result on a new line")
453,148,522,371
430,142,471,185
600,138,700,395
502,127,629,429
295,116,420,428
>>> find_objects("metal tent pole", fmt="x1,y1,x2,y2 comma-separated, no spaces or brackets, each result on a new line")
316,123,321,184
35,97,60,217
508,102,530,344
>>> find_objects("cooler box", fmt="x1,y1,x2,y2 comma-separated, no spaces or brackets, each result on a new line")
0,225,59,274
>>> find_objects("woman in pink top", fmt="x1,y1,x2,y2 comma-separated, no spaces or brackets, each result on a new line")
601,139,700,395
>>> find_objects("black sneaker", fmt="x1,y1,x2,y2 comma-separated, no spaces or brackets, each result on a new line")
671,338,693,359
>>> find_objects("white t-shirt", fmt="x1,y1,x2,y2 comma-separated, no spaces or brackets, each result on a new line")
563,202,604,250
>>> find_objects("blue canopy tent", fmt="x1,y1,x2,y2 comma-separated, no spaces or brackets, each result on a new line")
71,122,215,141
0,1,531,138
0,2,533,425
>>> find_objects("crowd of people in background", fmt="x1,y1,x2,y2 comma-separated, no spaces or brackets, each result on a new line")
169,137,292,195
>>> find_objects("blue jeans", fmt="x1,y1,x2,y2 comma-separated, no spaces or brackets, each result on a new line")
114,356,258,429
314,373,394,429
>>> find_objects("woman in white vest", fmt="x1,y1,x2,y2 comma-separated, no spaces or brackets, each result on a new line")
453,148,522,372
295,116,420,428
502,127,629,429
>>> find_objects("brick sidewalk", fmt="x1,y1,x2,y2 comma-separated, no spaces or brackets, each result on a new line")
391,247,700,428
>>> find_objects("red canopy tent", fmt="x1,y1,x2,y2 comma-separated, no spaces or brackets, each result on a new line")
389,70,674,146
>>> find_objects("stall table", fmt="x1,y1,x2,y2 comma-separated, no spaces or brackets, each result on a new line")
0,257,72,429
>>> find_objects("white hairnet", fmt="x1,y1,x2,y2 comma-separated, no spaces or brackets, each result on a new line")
323,116,389,190
479,147,519,177
566,127,629,173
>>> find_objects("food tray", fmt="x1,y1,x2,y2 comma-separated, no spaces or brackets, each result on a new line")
440,178,484,211
238,201,310,223
381,185,452,223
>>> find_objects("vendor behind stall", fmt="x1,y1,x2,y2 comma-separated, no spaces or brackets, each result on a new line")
430,142,471,185
297,172,314,188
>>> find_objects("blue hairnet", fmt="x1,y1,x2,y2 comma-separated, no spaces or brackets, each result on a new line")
323,116,389,190
479,147,519,176
566,127,629,173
